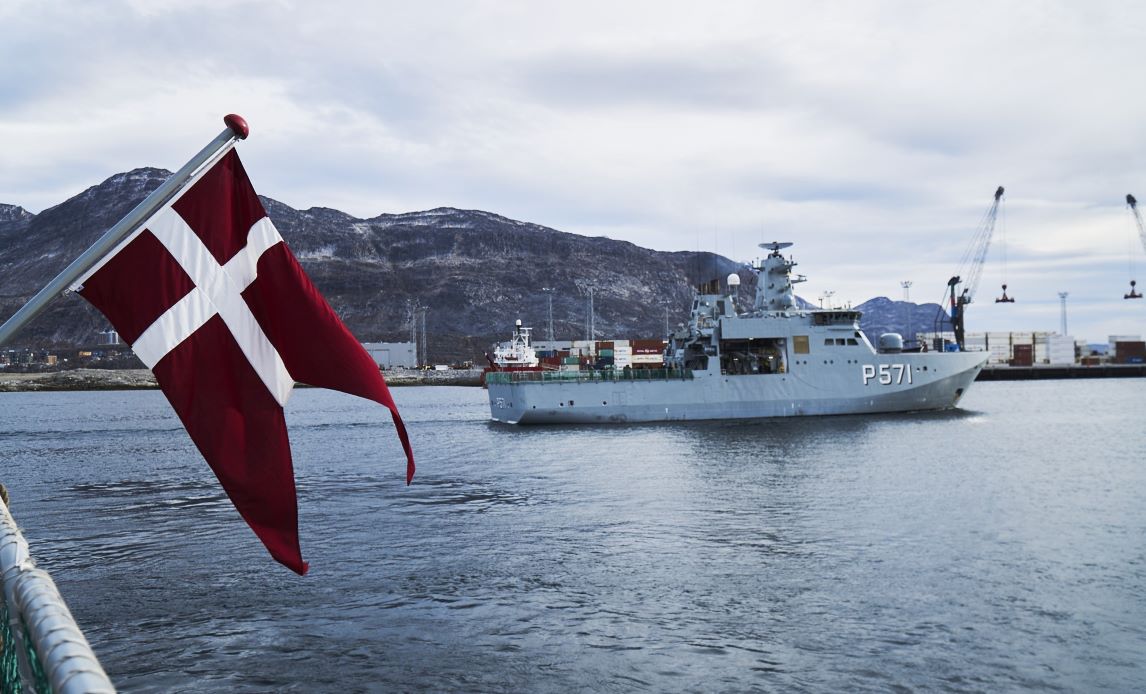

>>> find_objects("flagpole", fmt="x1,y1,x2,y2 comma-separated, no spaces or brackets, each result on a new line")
0,114,250,348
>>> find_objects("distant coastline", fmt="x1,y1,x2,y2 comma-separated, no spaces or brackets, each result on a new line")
0,368,484,392
0,368,157,392
976,363,1146,380
4,364,1142,393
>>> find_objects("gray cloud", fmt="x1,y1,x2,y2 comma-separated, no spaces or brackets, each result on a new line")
514,47,782,112
2,0,1146,340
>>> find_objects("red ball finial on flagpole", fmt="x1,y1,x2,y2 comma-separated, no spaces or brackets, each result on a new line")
224,114,249,140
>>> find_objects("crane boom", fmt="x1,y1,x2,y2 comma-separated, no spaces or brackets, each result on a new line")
1128,194,1146,254
959,185,1005,304
940,186,1005,351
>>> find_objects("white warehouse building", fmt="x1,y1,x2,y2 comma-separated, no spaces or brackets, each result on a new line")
362,342,417,369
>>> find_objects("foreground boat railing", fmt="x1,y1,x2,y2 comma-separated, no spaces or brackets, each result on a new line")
1,488,115,693
486,368,694,385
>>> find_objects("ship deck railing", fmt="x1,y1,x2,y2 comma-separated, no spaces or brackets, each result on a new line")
486,368,694,385
2,487,115,693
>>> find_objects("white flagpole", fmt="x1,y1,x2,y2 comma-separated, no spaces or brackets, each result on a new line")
0,114,250,347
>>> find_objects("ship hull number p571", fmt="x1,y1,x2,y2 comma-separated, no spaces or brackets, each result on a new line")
861,364,913,386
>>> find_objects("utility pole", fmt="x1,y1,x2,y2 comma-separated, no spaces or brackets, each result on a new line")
1058,292,1069,336
541,287,555,342
901,280,913,339
420,308,428,367
585,287,595,342
406,299,420,365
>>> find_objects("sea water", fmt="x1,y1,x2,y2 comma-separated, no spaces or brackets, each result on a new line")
1,379,1143,692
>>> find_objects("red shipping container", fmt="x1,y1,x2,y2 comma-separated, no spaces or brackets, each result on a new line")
1011,344,1034,367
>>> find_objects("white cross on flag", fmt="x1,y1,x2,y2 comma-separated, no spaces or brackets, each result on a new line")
74,148,414,575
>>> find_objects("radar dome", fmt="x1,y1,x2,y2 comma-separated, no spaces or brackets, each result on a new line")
878,333,904,353
726,273,741,287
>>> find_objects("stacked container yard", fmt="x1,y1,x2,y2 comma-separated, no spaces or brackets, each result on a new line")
1047,335,1077,365
1114,340,1146,364
614,341,633,369
631,339,666,368
1010,344,1034,367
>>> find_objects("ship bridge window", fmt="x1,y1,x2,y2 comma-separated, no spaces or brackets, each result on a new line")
813,311,862,326
847,338,859,346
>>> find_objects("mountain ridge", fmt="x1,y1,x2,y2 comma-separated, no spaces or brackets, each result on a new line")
0,168,949,361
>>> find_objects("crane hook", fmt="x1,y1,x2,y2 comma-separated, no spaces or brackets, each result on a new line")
1126,279,1142,300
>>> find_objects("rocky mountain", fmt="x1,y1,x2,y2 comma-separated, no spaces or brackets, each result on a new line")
0,169,951,362
0,204,34,227
0,169,742,362
854,296,952,345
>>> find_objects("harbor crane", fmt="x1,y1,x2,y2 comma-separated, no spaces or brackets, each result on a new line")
939,186,1009,351
1125,194,1145,299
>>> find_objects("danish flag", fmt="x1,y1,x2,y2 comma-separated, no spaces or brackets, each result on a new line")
74,148,414,575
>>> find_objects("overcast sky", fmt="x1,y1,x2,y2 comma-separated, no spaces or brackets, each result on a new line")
3,0,1146,342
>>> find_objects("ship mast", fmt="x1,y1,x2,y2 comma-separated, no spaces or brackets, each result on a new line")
753,242,805,312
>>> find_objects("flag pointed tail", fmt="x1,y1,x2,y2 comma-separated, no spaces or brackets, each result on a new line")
243,243,416,484
154,316,309,575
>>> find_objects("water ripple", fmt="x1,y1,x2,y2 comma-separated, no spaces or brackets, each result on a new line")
0,382,1143,692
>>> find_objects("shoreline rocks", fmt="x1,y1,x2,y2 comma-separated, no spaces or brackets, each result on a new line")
0,368,484,392
0,368,158,392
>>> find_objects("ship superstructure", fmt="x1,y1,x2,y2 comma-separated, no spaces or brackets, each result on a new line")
485,319,540,370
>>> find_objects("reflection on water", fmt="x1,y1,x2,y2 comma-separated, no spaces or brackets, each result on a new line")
0,381,1143,692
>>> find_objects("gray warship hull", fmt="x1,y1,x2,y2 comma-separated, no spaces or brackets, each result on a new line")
488,351,987,424
487,242,990,425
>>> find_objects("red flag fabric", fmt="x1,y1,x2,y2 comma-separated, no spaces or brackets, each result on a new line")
76,149,414,575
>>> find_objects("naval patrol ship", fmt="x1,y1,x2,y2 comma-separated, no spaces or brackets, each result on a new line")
486,242,988,424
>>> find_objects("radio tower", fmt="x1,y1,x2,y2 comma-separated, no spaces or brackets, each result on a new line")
542,287,555,341
585,287,595,341
419,308,428,367
406,300,426,367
